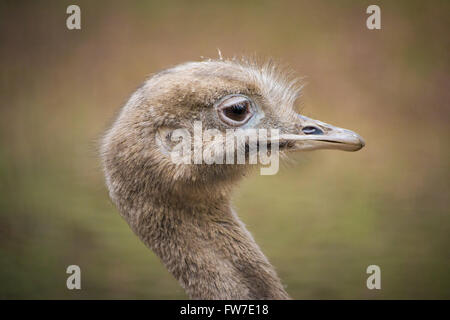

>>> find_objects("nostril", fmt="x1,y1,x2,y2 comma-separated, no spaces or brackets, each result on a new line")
302,126,323,135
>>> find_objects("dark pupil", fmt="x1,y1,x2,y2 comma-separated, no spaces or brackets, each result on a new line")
224,103,248,121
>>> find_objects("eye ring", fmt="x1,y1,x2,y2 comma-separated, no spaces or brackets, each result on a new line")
216,95,254,127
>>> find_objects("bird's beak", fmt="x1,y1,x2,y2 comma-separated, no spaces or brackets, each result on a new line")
278,114,365,152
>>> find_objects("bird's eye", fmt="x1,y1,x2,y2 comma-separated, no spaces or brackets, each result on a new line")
217,95,253,126
302,126,323,135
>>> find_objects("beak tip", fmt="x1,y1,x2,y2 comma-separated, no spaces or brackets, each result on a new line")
353,137,365,151
359,136,366,148
358,136,365,147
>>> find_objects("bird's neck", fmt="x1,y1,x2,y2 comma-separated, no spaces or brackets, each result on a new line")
127,193,290,299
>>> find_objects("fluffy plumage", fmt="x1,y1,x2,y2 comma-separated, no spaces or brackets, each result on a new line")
100,58,364,299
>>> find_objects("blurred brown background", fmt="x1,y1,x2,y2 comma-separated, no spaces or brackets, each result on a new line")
0,0,449,299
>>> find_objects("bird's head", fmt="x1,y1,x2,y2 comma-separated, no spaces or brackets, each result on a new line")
101,59,365,204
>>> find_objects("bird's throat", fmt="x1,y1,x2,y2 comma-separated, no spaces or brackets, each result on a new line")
127,197,290,300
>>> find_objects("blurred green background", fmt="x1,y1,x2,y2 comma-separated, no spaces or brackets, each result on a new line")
0,0,449,299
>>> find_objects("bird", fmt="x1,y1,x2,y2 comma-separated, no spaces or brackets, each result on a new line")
100,58,365,300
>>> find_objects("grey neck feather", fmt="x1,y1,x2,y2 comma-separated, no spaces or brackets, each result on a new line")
121,191,290,299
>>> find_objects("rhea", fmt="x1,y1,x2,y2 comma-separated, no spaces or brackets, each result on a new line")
100,59,365,299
